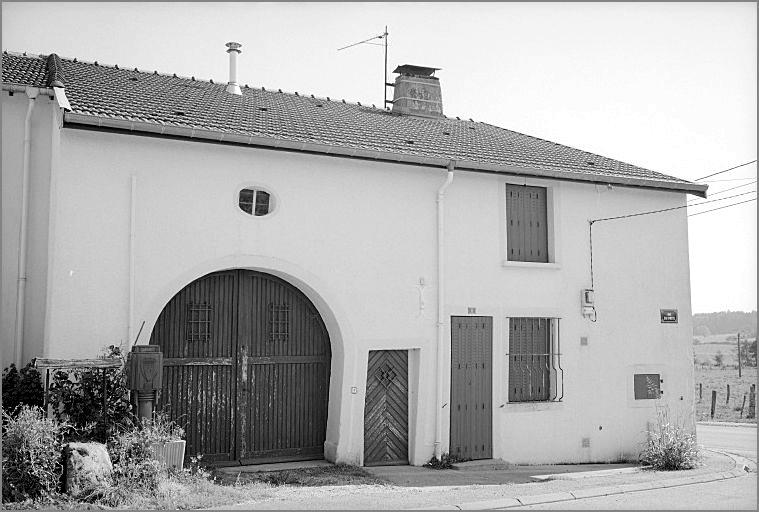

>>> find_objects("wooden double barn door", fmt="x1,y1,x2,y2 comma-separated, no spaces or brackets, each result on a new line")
363,350,409,466
450,316,492,461
149,270,331,465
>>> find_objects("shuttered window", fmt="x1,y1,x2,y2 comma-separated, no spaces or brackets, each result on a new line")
505,184,548,262
508,318,553,402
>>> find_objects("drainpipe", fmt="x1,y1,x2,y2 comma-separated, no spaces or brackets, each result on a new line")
14,87,39,368
434,160,455,459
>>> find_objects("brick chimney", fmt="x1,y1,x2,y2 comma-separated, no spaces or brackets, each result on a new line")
390,64,443,118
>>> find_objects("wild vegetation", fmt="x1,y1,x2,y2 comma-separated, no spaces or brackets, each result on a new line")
639,406,701,470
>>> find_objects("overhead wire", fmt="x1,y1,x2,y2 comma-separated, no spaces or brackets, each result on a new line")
688,198,756,217
688,180,757,202
694,160,757,181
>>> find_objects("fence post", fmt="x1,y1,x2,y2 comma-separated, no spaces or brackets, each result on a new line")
710,390,717,420
727,384,730,404
748,384,756,420
741,394,747,418
699,383,702,401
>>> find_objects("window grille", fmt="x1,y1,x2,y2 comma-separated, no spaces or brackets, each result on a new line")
186,302,212,343
269,303,290,343
505,184,548,262
507,317,563,402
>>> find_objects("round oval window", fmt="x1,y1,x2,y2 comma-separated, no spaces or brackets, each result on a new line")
238,188,273,216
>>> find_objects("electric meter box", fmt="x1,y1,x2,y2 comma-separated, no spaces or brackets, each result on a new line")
127,345,163,391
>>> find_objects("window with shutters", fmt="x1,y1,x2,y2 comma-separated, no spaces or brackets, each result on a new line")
507,317,563,402
505,184,549,263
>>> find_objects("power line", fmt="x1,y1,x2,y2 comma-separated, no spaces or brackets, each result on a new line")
694,160,757,181
688,198,756,217
688,180,757,202
701,177,757,182
589,190,757,224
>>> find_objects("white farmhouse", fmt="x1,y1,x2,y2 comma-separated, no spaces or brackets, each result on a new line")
1,47,707,467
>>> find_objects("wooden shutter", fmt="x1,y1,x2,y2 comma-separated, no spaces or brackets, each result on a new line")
506,185,548,263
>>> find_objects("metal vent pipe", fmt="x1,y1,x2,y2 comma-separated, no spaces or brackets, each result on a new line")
225,42,242,95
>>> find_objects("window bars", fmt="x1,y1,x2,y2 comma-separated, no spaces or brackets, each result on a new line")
269,303,290,343
186,302,212,343
506,317,564,402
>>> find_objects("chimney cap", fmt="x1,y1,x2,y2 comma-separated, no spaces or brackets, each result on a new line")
393,64,440,77
226,41,242,53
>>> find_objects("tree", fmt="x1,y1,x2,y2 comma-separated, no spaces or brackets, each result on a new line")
713,351,724,367
694,325,711,337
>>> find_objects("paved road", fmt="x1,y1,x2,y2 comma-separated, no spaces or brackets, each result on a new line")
697,423,757,461
507,423,757,510
507,474,757,509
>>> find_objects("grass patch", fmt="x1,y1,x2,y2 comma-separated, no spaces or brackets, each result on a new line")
694,366,757,423
214,463,389,487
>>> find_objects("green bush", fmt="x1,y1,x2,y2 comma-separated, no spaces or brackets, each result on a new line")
2,406,68,502
2,362,44,416
640,407,700,470
48,345,132,443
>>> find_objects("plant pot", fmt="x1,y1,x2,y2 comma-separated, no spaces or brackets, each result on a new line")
149,440,186,471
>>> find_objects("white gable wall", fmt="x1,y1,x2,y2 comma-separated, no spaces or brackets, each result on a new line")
5,117,695,465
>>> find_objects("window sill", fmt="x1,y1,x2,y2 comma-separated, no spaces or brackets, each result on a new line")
499,401,564,412
501,261,561,270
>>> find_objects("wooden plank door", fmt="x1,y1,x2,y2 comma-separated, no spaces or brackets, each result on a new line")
150,270,238,463
237,272,331,464
363,350,409,466
450,316,492,460
151,269,331,465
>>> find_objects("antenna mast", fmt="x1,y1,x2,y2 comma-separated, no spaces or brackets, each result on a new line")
337,27,390,109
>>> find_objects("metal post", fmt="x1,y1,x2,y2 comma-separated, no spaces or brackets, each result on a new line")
710,390,716,420
699,383,702,401
726,384,730,404
383,25,388,108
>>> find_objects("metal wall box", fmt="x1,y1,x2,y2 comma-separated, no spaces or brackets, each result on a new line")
128,345,163,391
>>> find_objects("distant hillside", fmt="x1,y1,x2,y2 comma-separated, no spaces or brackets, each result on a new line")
693,311,757,337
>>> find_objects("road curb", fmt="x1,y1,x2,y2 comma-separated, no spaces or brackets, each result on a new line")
416,450,753,510
696,421,757,428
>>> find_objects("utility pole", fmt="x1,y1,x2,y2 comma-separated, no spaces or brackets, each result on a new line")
738,332,742,377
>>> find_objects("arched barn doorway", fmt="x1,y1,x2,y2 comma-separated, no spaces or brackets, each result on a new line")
149,269,331,465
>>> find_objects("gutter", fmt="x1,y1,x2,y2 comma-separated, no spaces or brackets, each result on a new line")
61,112,708,198
14,86,39,367
434,160,455,459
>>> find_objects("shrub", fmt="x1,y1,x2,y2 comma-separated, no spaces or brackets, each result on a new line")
2,362,44,416
48,345,132,443
2,406,68,502
423,452,469,469
103,411,186,504
639,407,700,470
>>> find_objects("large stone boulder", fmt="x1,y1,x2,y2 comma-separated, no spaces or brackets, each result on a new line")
63,442,113,497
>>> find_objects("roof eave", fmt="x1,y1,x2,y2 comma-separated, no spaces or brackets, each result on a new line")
62,112,709,198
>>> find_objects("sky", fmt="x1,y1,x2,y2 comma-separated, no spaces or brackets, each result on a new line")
2,2,756,314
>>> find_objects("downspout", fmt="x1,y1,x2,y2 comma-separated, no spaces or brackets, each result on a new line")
434,160,455,459
127,175,137,347
14,87,39,367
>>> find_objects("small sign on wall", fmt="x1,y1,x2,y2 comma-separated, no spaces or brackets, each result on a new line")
660,309,678,323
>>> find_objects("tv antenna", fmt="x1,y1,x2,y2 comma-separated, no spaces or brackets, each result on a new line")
338,26,390,108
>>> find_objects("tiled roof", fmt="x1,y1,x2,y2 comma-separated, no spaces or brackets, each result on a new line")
1,51,706,195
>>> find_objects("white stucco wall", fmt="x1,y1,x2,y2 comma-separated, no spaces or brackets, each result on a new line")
1,92,59,369
14,120,695,466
